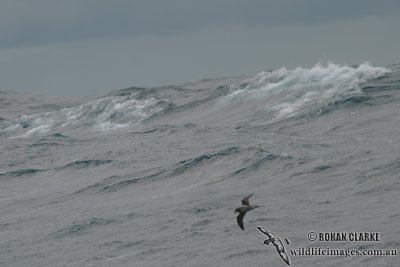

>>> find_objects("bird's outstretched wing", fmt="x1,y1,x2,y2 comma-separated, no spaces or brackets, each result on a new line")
273,238,289,265
241,193,254,206
275,248,291,266
257,226,270,236
236,212,246,230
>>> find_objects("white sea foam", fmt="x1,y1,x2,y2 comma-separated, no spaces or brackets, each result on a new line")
227,62,391,120
3,96,166,138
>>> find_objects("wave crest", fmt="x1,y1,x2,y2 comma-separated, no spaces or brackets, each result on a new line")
1,96,167,138
227,62,391,122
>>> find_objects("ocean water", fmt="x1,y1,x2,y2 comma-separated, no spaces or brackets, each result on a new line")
0,62,399,266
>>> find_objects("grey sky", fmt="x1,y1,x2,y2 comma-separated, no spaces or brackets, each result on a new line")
1,0,400,96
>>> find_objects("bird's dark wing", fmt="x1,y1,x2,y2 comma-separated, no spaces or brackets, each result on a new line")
236,212,246,230
241,193,254,206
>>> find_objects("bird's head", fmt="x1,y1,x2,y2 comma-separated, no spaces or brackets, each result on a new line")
263,239,272,245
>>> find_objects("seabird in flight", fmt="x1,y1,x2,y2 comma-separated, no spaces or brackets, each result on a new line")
234,193,259,230
257,226,291,266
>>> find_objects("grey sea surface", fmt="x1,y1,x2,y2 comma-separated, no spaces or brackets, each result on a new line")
1,63,399,266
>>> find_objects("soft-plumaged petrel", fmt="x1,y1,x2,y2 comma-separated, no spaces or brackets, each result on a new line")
234,193,259,230
257,226,291,266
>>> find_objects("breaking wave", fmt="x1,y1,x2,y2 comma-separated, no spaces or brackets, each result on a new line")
0,62,392,138
225,62,391,122
1,95,167,138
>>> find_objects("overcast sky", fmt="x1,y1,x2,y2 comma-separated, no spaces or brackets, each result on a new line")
1,0,400,96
